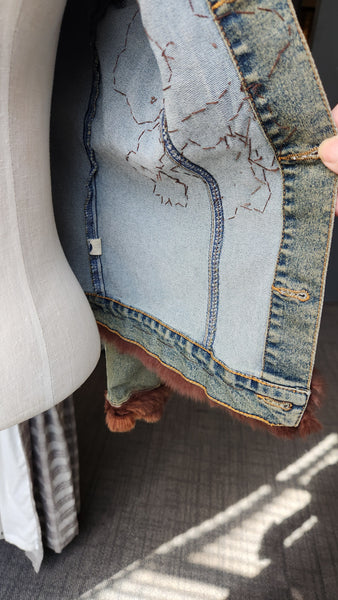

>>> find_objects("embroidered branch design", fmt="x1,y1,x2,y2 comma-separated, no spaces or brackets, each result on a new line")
111,1,278,217
211,0,297,146
162,112,224,349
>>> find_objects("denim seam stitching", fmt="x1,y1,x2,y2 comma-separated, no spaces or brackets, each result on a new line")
83,31,105,296
209,0,336,389
282,5,337,386
208,0,337,391
87,292,308,396
275,0,336,387
99,321,299,427
161,110,224,350
205,0,286,379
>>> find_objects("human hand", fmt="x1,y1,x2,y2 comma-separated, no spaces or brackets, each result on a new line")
318,104,338,216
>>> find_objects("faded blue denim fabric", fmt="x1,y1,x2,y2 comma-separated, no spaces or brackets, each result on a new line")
51,0,337,428
104,342,161,407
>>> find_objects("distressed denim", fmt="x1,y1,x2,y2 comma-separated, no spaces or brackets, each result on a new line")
51,0,338,429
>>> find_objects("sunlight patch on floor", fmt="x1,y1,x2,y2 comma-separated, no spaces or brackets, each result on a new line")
188,488,311,577
283,515,318,549
80,433,338,599
276,433,338,482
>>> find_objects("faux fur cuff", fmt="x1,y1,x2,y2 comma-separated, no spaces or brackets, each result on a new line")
104,385,170,433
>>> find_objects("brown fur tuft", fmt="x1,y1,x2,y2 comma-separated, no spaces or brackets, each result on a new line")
99,324,325,437
104,385,170,433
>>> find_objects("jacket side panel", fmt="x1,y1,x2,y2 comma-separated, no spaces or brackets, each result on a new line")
208,0,338,392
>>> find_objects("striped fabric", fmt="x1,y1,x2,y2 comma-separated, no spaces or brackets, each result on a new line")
0,396,80,570
26,397,80,554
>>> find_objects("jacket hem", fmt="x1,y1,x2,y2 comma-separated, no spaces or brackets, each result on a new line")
88,293,310,427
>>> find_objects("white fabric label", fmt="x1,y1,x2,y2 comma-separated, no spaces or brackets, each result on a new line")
88,238,102,256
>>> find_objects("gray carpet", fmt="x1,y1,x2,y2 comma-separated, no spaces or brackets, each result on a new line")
1,304,338,599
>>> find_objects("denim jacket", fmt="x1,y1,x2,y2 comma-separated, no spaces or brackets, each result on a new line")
51,0,338,434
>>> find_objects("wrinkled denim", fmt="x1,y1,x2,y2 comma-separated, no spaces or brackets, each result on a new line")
104,341,162,407
51,0,338,429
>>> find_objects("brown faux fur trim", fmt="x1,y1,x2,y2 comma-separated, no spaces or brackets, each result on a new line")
104,385,170,433
99,324,324,438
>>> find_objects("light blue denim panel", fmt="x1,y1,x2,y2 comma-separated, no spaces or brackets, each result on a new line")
94,3,211,344
94,0,283,376
138,0,282,374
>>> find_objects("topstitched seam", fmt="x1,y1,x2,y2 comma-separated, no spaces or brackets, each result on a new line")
161,111,224,350
87,291,308,396
99,322,302,427
83,19,106,296
205,0,287,380
261,168,286,377
207,0,335,390
205,1,282,182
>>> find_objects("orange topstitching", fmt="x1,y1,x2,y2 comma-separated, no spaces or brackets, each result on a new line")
98,321,297,428
87,292,305,396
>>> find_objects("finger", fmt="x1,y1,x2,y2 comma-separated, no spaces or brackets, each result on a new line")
332,104,338,128
321,106,338,216
318,136,338,175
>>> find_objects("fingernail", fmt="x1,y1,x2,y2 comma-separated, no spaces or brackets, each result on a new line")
318,136,338,167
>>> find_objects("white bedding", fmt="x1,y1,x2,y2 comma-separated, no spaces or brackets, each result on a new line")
0,424,43,572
